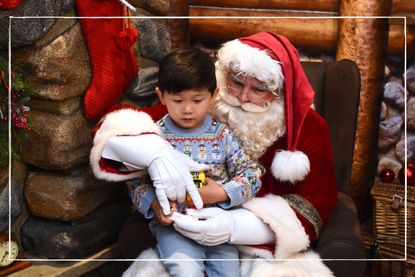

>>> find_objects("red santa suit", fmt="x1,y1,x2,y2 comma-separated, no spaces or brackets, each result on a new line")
90,32,337,276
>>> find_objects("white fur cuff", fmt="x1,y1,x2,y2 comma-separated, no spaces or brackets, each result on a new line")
243,194,310,259
271,150,310,183
90,108,162,181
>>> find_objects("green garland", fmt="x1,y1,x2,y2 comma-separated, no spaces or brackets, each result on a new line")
0,56,31,168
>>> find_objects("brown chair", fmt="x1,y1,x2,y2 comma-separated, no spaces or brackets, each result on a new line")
303,59,366,277
118,59,367,277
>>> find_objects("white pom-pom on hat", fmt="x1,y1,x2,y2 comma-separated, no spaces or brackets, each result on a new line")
271,150,310,183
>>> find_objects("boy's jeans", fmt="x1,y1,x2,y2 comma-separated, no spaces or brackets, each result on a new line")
150,220,240,277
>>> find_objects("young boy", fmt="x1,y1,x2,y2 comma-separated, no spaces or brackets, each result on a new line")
129,48,263,277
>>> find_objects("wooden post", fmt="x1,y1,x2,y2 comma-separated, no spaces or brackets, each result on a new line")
336,0,392,221
167,0,189,49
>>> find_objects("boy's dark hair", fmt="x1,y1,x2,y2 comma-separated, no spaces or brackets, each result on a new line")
158,48,216,95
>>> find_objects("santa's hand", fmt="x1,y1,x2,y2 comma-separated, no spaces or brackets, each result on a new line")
102,134,207,215
172,207,232,246
173,207,275,246
150,148,207,215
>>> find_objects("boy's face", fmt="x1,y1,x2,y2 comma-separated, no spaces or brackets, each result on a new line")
156,87,218,129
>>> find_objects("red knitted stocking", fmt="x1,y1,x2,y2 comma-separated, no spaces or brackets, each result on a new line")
76,0,138,120
0,0,23,10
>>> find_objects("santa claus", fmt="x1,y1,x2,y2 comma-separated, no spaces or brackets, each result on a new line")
91,31,338,276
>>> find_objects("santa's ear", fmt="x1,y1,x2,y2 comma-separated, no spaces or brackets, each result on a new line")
155,87,166,104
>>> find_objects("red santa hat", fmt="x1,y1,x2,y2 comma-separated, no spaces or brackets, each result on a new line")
219,31,315,183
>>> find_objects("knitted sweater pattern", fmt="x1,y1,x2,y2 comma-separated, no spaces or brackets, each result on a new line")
129,115,263,219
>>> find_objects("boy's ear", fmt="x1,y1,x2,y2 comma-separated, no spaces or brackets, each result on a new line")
212,88,219,101
155,87,165,104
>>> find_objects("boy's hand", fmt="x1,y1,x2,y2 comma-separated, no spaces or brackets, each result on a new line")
151,199,177,226
198,178,229,205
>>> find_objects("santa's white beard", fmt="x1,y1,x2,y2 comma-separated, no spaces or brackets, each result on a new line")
211,90,285,160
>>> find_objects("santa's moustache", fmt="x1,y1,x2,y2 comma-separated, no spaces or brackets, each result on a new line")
211,89,285,160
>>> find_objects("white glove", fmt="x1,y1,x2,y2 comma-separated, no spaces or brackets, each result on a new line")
172,207,275,246
102,134,207,215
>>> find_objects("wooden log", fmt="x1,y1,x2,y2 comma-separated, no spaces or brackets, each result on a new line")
189,0,414,13
391,0,415,13
189,8,338,51
189,0,338,12
388,24,412,54
189,7,412,54
337,0,392,221
167,0,189,49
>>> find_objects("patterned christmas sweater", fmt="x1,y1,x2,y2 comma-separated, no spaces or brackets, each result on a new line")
128,114,263,219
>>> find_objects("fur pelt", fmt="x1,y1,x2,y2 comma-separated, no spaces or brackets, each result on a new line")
123,248,334,277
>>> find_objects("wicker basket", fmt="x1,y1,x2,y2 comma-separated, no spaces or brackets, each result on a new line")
365,259,415,277
371,182,415,262
362,220,415,277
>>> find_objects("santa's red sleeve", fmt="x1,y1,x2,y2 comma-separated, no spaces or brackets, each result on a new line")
90,104,168,182
241,109,338,259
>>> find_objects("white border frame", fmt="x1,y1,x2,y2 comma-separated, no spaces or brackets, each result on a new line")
7,15,408,263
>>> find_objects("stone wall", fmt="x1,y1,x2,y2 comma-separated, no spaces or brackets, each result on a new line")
377,62,414,183
0,0,171,259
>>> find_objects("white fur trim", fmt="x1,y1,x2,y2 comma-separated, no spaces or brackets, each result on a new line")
123,248,208,277
218,39,284,92
250,251,334,277
122,248,169,277
243,194,310,259
239,245,274,259
90,108,162,182
271,150,310,183
123,238,331,277
239,253,269,277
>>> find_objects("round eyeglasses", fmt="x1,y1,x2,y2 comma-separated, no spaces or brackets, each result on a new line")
226,85,273,104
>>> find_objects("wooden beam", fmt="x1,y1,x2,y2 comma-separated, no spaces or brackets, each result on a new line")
190,0,338,12
189,7,412,54
391,0,415,13
388,24,413,54
190,0,414,13
337,0,392,221
189,8,337,51
10,244,121,277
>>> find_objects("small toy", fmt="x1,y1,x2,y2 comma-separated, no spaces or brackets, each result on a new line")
186,172,206,207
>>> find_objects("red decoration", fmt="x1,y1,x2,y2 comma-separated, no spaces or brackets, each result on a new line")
380,168,395,183
116,28,138,50
0,0,22,10
1,70,31,131
76,0,138,120
398,162,415,186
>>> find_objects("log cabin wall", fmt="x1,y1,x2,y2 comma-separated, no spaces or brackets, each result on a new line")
187,0,414,54
173,0,414,221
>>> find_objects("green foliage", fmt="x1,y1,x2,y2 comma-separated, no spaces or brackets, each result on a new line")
0,56,31,168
